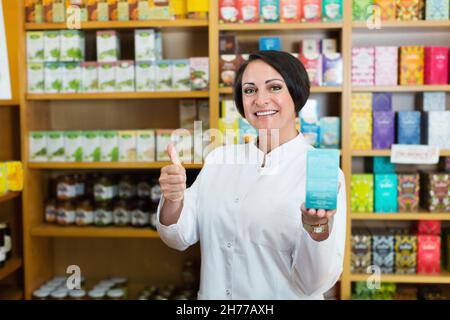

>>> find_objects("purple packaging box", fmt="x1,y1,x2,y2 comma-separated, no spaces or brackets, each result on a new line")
372,93,392,112
322,53,343,86
373,111,395,150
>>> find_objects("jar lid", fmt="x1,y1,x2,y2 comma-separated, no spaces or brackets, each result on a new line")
69,289,86,298
88,289,106,299
33,290,51,299
106,289,125,299
50,290,68,299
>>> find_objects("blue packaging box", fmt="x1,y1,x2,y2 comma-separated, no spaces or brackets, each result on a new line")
320,117,340,148
305,149,340,210
375,174,398,213
372,93,392,112
373,156,396,174
397,111,421,145
259,37,281,51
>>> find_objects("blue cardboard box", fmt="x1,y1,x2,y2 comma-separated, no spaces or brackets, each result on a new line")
375,174,398,213
397,111,421,145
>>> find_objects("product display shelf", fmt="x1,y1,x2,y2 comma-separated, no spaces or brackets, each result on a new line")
0,100,20,106
0,192,21,204
25,19,209,30
30,224,159,238
27,91,210,101
352,150,450,157
0,257,23,281
218,21,343,31
352,20,450,30
0,286,23,300
351,212,450,221
28,162,203,170
349,272,450,284
352,85,450,92
219,86,343,94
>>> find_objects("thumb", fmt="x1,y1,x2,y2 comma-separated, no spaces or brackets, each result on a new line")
167,144,181,166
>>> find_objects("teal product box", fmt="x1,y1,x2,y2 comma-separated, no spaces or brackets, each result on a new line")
373,156,396,174
425,0,449,20
319,117,340,148
260,0,280,23
259,37,281,51
322,0,343,22
375,174,398,213
305,149,340,210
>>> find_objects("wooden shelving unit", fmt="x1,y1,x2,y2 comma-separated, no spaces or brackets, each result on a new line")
351,213,450,221
28,162,203,170
353,20,450,29
0,257,23,281
27,91,210,100
352,150,450,157
350,272,450,284
352,85,450,92
0,192,21,204
0,286,23,300
30,225,159,238
218,21,343,31
219,86,343,94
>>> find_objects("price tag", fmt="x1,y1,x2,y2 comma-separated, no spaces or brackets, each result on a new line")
390,145,440,165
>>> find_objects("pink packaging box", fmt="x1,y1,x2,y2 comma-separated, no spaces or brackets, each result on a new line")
300,53,322,86
375,46,398,86
352,47,375,86
424,46,449,85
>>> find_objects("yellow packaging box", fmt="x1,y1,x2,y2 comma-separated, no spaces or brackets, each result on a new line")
351,112,372,150
351,93,373,113
187,0,209,19
374,0,396,21
400,46,424,85
396,0,422,20
6,162,24,192
171,0,187,18
0,163,7,195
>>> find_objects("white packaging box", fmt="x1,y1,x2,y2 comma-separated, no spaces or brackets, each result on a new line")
135,61,155,92
29,131,48,162
47,131,65,162
172,129,193,163
100,131,119,162
155,60,173,91
115,61,135,92
423,92,446,111
82,131,101,162
137,130,156,162
156,129,173,161
64,131,84,162
375,46,398,86
155,31,163,60
426,111,450,149
62,62,82,93
44,62,64,93
134,29,156,61
81,62,98,92
44,31,61,62
27,63,45,93
179,100,197,130
197,100,210,131
26,31,44,62
98,62,116,92
221,99,241,120
60,30,85,62
172,59,191,91
119,131,137,162
96,30,119,62
190,57,209,90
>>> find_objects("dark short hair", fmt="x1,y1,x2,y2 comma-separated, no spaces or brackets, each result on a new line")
233,50,311,118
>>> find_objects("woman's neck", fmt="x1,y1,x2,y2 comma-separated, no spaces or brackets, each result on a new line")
257,126,299,154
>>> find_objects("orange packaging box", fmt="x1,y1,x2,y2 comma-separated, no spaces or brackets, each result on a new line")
400,46,424,85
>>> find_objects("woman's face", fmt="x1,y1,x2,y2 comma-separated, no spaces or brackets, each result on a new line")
241,60,297,134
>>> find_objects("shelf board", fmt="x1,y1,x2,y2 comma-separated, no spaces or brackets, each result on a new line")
351,213,450,221
352,149,450,157
30,224,160,238
350,272,450,284
0,100,19,106
28,162,203,170
0,286,23,300
352,85,450,92
353,20,450,29
219,22,343,31
25,19,209,30
26,91,210,100
0,257,23,281
0,192,21,204
219,86,343,94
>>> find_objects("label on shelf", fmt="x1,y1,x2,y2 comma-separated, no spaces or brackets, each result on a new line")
390,144,440,164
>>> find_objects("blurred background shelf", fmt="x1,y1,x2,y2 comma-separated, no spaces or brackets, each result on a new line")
352,85,450,92
351,213,450,221
28,162,203,170
350,272,450,284
0,192,21,204
0,257,22,281
26,91,210,100
30,225,160,238
219,22,342,31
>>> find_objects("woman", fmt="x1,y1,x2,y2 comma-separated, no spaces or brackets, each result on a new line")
157,50,346,300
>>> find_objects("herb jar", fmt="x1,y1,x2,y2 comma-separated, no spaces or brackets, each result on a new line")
56,201,76,225
118,175,136,199
75,199,94,226
94,201,113,226
56,175,77,200
45,198,57,223
137,177,151,199
113,199,131,227
131,199,150,227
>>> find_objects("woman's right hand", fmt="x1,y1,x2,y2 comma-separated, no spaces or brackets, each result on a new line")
159,144,186,203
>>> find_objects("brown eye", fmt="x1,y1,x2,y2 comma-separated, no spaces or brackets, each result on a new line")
271,85,282,92
243,87,256,95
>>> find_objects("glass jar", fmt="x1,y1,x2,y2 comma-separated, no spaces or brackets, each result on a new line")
137,178,151,199
131,199,150,227
75,199,94,226
73,174,86,198
106,288,125,300
56,175,77,201
50,290,68,300
45,198,57,224
118,175,136,199
69,289,87,300
88,289,106,300
56,201,76,225
94,201,113,226
32,289,51,300
149,203,157,230
113,199,131,227
150,180,161,204
94,176,118,202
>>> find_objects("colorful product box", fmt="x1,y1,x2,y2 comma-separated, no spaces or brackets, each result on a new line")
43,0,65,23
219,118,239,145
219,0,239,23
0,164,6,195
119,131,137,162
197,100,210,131
424,46,449,85
351,112,372,150
373,156,396,173
397,173,420,212
5,162,24,192
322,53,343,86
135,61,155,92
420,173,450,212
352,0,373,21
373,111,395,149
396,0,423,20
397,111,421,145
156,129,173,161
190,57,209,90
301,0,322,22
47,131,65,162
221,99,241,120
417,235,441,274
351,174,374,213
27,31,44,62
27,63,45,93
219,35,239,55
374,0,396,20
395,234,417,274
238,0,260,23
44,31,60,62
136,130,156,162
25,0,44,23
155,60,173,91
352,47,375,86
305,149,340,210
239,118,258,144
321,39,337,55
172,130,193,163
260,0,280,22
60,30,85,62
417,220,441,235
375,46,398,86
422,92,446,111
301,39,321,56
352,93,373,113
425,0,450,20
259,37,281,51
115,60,135,92
372,233,395,273
351,233,372,274
96,30,119,62
134,29,156,62
375,173,398,212
300,54,323,86
400,46,424,85
280,0,301,22
98,62,116,92
220,55,239,87
319,117,340,149
64,131,83,162
62,62,82,93
300,100,320,147
117,0,130,21
372,93,392,112
44,62,64,93
322,0,342,22
82,131,101,162
424,111,450,149
29,131,48,162
100,131,119,162
81,62,98,93
179,100,197,130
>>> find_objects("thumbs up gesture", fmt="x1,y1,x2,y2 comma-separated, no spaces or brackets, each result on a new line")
159,144,186,202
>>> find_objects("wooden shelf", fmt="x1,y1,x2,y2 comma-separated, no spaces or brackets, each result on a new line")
30,224,160,238
352,85,450,92
219,86,343,94
0,192,21,204
353,20,450,29
0,286,23,300
28,162,203,170
25,19,209,30
219,21,343,31
351,213,450,221
0,100,19,106
352,149,450,157
26,91,210,100
350,272,450,284
0,257,23,281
